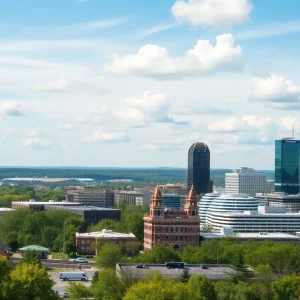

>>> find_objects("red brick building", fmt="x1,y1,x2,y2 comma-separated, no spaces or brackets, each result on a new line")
144,185,200,251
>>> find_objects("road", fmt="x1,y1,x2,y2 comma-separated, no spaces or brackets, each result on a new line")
49,269,96,295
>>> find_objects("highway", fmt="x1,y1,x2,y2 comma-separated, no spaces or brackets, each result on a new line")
49,270,96,295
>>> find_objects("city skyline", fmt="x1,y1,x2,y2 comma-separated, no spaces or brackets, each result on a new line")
1,0,300,168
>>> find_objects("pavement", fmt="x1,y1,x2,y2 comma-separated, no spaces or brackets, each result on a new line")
49,269,96,295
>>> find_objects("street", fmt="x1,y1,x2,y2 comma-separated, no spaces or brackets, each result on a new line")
49,270,96,295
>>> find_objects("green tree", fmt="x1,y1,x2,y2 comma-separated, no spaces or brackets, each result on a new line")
187,274,216,300
66,282,93,300
96,243,124,268
1,263,59,300
138,245,181,264
271,275,300,300
179,268,191,283
0,257,11,284
125,213,145,241
92,268,126,300
22,250,41,266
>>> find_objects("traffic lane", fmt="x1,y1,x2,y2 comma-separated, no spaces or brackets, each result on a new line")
49,270,96,294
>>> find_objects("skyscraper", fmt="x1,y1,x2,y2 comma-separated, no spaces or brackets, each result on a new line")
275,139,300,194
188,142,213,195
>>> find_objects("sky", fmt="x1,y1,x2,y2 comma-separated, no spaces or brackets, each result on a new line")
1,0,300,169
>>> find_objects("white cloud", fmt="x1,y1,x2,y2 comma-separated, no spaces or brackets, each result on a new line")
104,34,243,79
208,115,272,133
117,91,175,127
84,132,129,142
171,0,252,27
172,105,232,115
0,102,25,116
75,107,111,125
57,124,73,131
250,75,300,109
23,137,54,150
32,79,69,93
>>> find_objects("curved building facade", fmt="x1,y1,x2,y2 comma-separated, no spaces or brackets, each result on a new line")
199,192,221,223
188,142,213,195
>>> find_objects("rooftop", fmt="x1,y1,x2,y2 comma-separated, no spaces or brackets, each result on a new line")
46,205,120,211
19,245,49,252
12,201,81,206
201,232,300,240
117,263,233,281
0,208,15,212
76,229,135,239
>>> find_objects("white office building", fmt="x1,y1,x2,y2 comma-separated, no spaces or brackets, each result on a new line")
117,191,151,206
199,192,221,223
206,206,300,233
225,167,266,196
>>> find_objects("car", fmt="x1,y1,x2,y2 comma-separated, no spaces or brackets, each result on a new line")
199,264,208,269
136,264,149,269
74,257,88,263
58,292,69,298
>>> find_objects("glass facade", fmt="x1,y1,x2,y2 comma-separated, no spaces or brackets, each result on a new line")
187,142,213,195
275,140,300,194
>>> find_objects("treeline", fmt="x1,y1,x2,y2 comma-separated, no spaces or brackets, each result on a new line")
0,186,65,207
68,269,299,300
0,208,85,255
67,241,300,299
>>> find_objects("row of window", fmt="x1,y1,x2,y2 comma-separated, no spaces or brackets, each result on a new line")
155,235,197,241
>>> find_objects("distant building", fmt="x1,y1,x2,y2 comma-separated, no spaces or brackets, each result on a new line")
255,192,300,212
275,139,300,194
143,186,200,251
65,186,84,202
187,142,213,195
265,180,275,193
11,200,81,212
19,245,50,259
199,192,221,223
207,206,300,233
225,167,266,196
76,229,136,255
159,184,187,195
0,242,10,257
44,205,121,226
116,191,151,206
162,194,186,210
73,190,115,208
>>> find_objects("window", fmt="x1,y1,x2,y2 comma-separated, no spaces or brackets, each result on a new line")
81,240,85,245
176,227,178,233
166,227,169,232
185,227,187,232
171,227,173,233
157,226,160,232
166,235,169,241
185,236,187,241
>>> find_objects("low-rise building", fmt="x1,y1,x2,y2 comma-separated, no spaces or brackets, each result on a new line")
44,205,121,226
11,200,81,212
255,192,300,212
73,190,115,208
116,263,234,281
117,191,151,206
76,229,136,255
65,186,85,202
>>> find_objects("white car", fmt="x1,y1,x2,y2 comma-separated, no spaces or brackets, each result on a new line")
74,257,89,263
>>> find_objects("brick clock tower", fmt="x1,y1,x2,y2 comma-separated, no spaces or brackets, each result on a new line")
144,185,200,251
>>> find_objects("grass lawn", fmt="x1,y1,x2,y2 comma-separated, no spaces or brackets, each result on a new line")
51,252,65,259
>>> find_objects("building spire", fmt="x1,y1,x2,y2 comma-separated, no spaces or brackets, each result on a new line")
184,185,199,217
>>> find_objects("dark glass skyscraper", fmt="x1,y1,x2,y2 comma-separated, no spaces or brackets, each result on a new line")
275,139,300,194
188,142,213,195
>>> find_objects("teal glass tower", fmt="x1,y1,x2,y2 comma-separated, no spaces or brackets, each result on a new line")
275,139,300,194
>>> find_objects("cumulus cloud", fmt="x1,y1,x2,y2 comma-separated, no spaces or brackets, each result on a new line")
172,105,232,115
117,91,173,127
171,0,252,27
250,75,300,109
75,106,111,125
0,102,25,116
104,34,243,79
84,132,129,142
208,115,272,133
23,137,54,150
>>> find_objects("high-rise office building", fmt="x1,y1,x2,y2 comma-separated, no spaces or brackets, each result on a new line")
275,139,300,194
225,167,266,196
187,142,213,195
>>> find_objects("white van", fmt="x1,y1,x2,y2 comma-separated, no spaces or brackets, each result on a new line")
59,272,89,281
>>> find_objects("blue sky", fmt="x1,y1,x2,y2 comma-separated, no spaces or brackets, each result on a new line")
1,0,300,169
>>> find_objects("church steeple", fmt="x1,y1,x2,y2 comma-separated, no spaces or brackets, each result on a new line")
150,186,164,218
184,185,199,218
